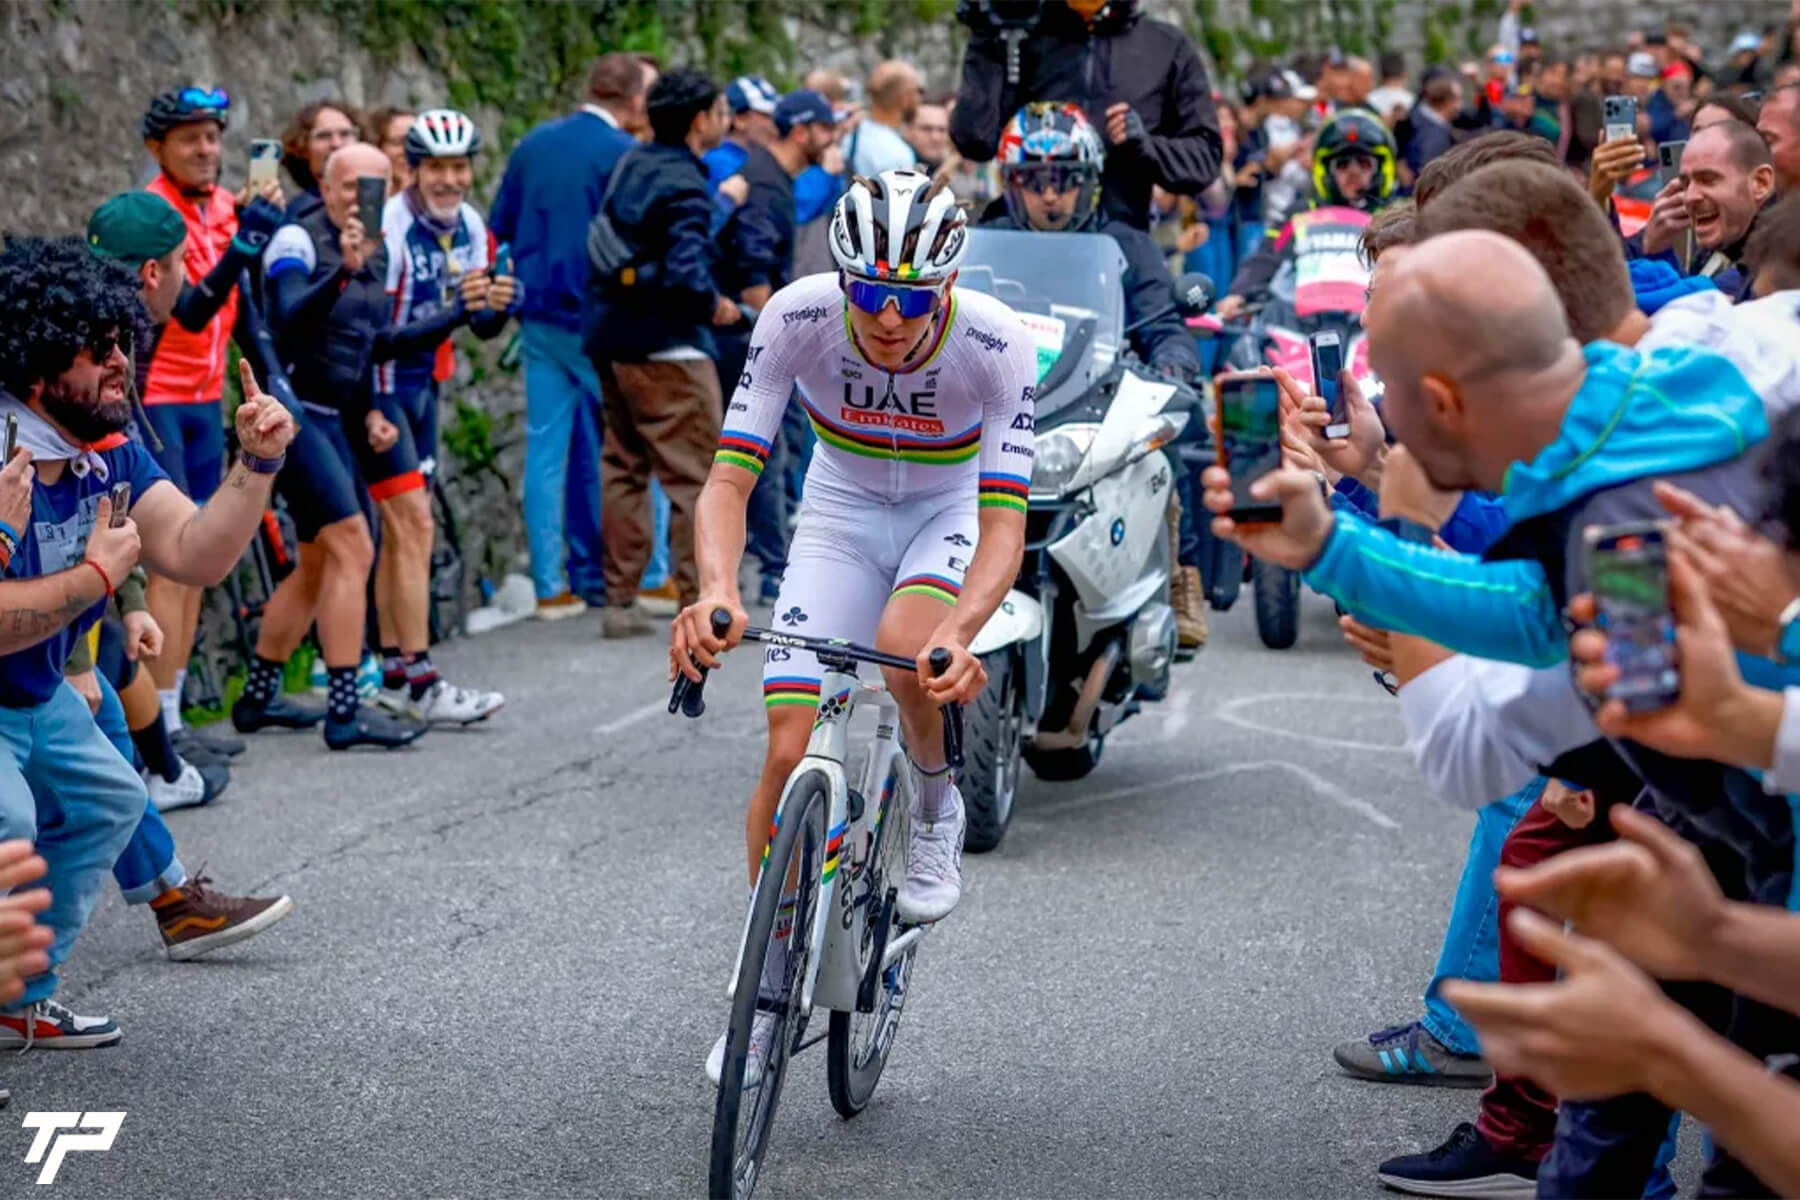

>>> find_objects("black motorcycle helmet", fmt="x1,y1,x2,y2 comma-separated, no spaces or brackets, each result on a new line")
1310,109,1397,212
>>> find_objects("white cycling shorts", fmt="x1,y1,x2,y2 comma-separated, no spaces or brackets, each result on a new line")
761,469,979,711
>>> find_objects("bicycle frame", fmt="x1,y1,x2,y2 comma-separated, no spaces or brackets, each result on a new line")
724,665,923,1021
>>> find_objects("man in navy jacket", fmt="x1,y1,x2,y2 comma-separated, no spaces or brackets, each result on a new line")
490,52,653,618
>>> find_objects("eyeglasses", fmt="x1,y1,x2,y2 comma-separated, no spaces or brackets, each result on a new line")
1330,152,1377,171
89,327,134,362
1006,162,1091,194
177,86,230,113
843,276,941,319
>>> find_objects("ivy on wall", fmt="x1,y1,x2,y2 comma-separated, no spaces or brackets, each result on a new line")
1195,0,1523,78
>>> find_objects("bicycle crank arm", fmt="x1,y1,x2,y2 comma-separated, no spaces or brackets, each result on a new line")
855,887,898,1013
879,924,928,971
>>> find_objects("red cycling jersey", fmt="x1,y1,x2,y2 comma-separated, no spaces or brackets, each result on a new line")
141,174,238,406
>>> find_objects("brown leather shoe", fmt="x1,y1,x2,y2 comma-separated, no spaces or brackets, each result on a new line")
152,876,294,962
600,604,656,639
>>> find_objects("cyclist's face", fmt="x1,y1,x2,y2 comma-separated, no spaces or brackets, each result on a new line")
1330,153,1376,200
308,107,359,177
845,280,951,370
152,122,222,191
416,156,473,218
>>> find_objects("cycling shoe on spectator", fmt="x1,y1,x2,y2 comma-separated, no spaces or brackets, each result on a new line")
415,679,504,726
324,705,427,751
232,692,328,733
181,724,246,757
143,761,226,812
170,727,231,767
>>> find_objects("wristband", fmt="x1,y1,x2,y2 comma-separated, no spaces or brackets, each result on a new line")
0,518,19,546
1775,596,1800,666
239,449,286,475
1376,515,1437,545
84,558,114,597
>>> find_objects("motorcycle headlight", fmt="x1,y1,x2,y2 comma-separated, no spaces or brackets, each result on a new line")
1029,423,1101,499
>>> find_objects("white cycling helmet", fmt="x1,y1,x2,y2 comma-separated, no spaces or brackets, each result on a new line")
829,168,968,284
404,108,481,165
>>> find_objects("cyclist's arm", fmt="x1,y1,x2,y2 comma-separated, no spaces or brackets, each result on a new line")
944,321,1038,644
263,226,345,338
371,306,469,363
172,242,258,333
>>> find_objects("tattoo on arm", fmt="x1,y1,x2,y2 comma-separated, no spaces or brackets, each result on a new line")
228,464,252,491
1,585,94,638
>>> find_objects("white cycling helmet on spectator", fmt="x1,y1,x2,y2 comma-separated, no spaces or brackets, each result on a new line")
829,168,968,284
404,108,481,164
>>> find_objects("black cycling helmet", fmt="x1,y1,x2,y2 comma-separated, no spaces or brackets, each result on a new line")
141,86,231,141
1310,108,1397,211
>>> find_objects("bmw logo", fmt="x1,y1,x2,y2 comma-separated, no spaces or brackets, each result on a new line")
1109,518,1125,546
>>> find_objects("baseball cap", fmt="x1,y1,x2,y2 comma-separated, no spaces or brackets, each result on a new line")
1279,68,1316,102
1730,30,1763,56
774,89,837,136
86,191,186,263
1518,26,1540,45
726,75,779,117
1627,52,1659,78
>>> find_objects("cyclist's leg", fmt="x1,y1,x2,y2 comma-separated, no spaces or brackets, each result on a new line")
748,510,892,884
364,394,430,662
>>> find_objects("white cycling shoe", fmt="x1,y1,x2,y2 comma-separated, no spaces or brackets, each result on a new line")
895,791,965,924
416,679,505,726
706,1015,777,1089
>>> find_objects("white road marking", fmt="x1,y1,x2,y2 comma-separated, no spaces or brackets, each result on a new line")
1213,691,1407,755
594,699,668,735
1029,758,1400,829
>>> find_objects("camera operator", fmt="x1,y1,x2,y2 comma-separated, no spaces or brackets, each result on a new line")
949,0,1222,231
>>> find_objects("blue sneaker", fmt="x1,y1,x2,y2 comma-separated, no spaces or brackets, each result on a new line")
1333,1021,1491,1088
1378,1123,1538,1198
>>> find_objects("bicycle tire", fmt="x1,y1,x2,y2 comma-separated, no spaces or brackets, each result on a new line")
826,767,916,1116
710,773,829,1200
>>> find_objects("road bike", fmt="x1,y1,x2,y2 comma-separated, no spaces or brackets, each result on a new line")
670,611,964,1200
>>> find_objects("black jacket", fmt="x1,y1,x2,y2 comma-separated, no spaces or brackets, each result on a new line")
979,209,1199,377
583,142,722,363
716,142,797,299
950,3,1221,231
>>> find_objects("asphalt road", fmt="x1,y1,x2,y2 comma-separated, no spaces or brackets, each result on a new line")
2,592,1699,1197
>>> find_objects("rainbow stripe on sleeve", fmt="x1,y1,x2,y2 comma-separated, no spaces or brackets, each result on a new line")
978,473,1031,512
715,430,772,476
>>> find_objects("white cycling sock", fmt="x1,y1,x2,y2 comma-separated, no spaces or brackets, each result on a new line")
158,687,182,732
755,887,798,1001
909,755,955,825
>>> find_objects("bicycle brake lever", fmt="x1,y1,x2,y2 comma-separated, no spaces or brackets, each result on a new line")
669,660,709,719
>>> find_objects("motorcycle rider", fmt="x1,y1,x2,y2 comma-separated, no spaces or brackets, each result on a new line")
1215,109,1399,319
980,101,1210,647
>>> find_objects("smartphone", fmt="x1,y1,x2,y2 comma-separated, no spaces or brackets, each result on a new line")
1310,331,1348,440
1584,522,1681,713
1213,372,1284,524
1657,139,1686,187
108,481,132,527
492,242,513,278
354,176,386,243
1603,95,1638,144
248,138,282,190
3,412,16,461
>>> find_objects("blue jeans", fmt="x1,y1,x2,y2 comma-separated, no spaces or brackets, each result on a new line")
0,682,149,1006
521,320,606,601
565,390,607,603
641,479,672,591
90,675,186,904
1420,777,1544,1055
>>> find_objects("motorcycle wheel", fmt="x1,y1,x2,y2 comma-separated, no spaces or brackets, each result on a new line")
961,650,1024,854
1252,557,1300,650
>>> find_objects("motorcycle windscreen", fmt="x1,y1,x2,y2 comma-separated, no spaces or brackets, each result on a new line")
1289,205,1373,319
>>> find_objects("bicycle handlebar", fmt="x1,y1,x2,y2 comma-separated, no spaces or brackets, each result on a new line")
668,609,964,769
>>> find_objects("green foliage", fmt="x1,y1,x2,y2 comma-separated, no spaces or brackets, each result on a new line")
443,395,501,482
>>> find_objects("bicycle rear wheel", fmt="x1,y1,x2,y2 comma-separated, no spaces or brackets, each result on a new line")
826,768,916,1117
709,774,829,1200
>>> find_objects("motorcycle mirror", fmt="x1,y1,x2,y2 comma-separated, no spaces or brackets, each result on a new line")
1173,273,1215,318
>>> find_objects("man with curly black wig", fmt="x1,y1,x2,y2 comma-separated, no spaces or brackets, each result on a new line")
0,236,294,1049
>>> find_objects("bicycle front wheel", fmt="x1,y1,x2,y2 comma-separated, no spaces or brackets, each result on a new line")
709,773,829,1200
826,770,915,1117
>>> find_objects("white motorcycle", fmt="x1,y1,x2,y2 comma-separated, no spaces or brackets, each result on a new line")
957,230,1209,851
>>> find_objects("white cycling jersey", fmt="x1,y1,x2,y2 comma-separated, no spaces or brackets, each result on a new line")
717,272,1040,511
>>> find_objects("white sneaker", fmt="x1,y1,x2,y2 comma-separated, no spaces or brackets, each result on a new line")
896,790,965,923
705,1014,777,1089
415,679,504,726
143,762,208,812
374,686,421,721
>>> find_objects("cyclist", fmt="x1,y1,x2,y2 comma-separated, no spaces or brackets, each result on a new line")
1215,108,1400,319
369,109,514,725
138,86,285,763
670,169,1037,1086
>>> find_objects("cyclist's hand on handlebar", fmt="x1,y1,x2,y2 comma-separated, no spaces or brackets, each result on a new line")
917,627,985,706
1213,294,1247,321
669,594,748,683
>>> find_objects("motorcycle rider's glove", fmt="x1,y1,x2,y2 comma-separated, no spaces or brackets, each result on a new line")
1113,109,1150,156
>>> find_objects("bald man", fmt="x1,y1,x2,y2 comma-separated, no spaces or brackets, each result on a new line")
851,60,923,177
252,140,439,750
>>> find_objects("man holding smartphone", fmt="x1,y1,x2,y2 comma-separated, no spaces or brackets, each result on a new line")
137,88,284,762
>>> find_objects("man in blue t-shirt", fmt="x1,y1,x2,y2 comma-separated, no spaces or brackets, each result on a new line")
0,237,295,1048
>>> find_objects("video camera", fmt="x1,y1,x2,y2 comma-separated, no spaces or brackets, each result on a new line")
955,0,1044,84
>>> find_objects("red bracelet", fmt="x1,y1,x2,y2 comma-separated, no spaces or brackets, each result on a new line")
84,559,114,597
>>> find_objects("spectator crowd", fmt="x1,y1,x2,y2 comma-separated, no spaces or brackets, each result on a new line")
5,3,1800,1197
